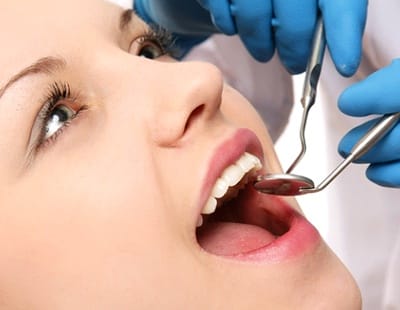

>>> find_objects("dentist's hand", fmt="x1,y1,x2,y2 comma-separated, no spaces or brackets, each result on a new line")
134,0,367,76
338,59,400,187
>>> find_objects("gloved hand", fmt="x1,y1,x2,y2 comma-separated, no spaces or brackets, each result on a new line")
134,0,367,76
338,59,400,187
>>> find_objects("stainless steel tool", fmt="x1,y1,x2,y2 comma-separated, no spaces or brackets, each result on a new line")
252,17,326,196
253,17,400,196
287,17,326,174
254,113,400,195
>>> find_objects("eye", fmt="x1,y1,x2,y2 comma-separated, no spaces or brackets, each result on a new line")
31,82,86,153
129,28,174,59
44,104,77,140
137,40,164,59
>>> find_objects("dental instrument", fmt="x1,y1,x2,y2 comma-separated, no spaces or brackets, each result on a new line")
253,16,400,196
252,17,326,196
254,112,400,195
287,17,326,174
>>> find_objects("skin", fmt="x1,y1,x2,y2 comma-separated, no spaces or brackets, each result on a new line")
0,0,361,309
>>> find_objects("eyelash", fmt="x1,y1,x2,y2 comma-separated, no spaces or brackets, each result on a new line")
36,82,86,151
137,27,176,57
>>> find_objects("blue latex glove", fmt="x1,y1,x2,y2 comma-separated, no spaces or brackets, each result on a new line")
338,59,400,187
134,0,367,76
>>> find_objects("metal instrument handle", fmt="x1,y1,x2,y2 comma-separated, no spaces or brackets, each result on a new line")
302,113,400,194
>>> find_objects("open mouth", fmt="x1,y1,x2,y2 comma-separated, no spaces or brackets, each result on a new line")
196,152,291,257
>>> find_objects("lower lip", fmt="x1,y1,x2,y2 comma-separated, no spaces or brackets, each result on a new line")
200,197,322,263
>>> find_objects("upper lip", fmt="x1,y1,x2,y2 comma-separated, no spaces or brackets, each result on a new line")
197,128,265,218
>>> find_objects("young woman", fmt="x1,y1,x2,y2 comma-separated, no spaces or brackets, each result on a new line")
0,0,360,308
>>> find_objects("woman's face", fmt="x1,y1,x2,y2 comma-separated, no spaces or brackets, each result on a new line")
0,0,360,308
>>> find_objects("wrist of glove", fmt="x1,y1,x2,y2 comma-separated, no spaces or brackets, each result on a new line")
338,59,400,187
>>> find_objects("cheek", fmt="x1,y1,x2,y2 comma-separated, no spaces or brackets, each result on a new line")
0,164,191,302
0,135,181,289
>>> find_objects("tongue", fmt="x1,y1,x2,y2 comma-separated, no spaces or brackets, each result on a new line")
197,222,276,256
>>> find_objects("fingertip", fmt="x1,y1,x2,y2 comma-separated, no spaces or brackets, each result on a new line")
338,141,350,159
337,130,355,159
337,86,356,115
277,45,308,74
335,60,359,77
281,60,307,74
272,0,316,75
253,52,274,63
366,163,400,188
239,28,275,62
324,5,365,77
337,80,371,116
329,35,362,77
244,42,275,63
274,31,311,74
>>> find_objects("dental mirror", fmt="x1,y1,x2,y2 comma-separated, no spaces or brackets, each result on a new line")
254,112,400,196
253,174,314,196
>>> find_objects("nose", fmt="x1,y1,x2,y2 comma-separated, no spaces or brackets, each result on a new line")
145,60,224,146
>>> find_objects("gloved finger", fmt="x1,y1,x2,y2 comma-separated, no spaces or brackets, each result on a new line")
232,0,274,62
366,161,400,188
272,0,317,74
320,0,367,77
338,117,400,163
196,0,236,35
339,59,400,117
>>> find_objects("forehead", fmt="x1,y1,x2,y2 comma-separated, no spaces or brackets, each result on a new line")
0,0,116,40
0,0,120,85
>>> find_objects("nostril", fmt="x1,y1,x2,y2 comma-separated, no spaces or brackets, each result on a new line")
183,104,205,134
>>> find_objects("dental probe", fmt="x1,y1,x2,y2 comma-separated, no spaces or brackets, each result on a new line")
251,16,326,196
254,112,400,196
286,16,326,173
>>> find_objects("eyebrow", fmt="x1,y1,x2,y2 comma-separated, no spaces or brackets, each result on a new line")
0,56,66,100
120,8,135,31
0,9,136,101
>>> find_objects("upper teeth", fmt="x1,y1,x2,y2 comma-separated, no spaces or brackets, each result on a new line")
200,152,262,216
